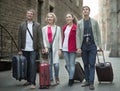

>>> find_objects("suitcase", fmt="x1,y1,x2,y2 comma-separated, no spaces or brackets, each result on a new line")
95,50,114,83
12,55,27,81
74,62,85,82
36,53,48,73
65,62,85,82
39,61,50,89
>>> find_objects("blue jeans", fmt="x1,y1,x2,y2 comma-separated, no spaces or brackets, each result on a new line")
22,51,37,85
63,51,76,79
81,44,97,84
49,48,59,80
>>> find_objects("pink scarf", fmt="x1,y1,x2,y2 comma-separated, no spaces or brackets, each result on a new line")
47,26,52,43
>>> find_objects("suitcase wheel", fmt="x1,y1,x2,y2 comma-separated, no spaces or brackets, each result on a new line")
46,86,49,89
99,81,113,84
40,85,49,89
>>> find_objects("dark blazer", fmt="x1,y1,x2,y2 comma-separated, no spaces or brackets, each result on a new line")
18,21,44,51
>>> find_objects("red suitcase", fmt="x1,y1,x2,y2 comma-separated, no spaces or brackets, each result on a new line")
39,61,50,89
95,50,114,83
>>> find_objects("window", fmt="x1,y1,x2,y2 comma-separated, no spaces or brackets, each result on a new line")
49,0,55,12
49,5,54,12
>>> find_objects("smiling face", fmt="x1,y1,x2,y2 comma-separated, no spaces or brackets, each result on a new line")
66,14,74,25
26,10,34,21
47,14,55,25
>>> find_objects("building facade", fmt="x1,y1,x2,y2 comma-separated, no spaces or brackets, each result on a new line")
99,0,120,57
0,0,83,58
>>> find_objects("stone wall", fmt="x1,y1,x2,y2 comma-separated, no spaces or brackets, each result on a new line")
54,0,82,27
0,0,37,37
117,0,120,56
0,0,83,57
40,0,83,27
0,0,37,55
99,0,120,57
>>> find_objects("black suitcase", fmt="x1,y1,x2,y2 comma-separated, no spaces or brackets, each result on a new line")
96,50,114,83
65,62,85,82
12,55,27,81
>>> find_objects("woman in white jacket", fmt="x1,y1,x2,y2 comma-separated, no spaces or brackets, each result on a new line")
42,13,62,85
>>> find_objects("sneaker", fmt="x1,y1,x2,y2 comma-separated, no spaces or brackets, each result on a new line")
89,84,95,90
81,81,90,87
30,84,36,89
23,81,31,86
50,80,54,86
55,78,60,84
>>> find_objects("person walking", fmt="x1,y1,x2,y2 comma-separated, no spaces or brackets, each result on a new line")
18,9,44,89
62,13,77,86
76,6,102,90
42,12,62,85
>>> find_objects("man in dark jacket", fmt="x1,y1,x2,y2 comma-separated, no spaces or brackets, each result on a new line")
18,9,44,89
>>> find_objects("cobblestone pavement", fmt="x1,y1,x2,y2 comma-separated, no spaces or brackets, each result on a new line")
0,54,120,91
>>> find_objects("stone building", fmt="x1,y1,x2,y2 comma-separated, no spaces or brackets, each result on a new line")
98,0,111,50
99,0,120,57
0,0,83,58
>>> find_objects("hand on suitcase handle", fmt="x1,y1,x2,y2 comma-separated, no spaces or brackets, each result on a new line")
97,48,103,52
18,51,23,55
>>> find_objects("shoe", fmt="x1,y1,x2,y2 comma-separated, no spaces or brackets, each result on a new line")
55,78,60,84
81,81,90,87
68,79,74,87
30,84,36,89
23,82,31,86
89,84,95,90
50,80,54,86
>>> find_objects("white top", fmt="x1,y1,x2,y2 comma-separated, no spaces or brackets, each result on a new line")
62,25,71,51
24,21,34,51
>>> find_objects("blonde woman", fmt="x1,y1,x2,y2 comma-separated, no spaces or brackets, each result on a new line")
42,13,62,85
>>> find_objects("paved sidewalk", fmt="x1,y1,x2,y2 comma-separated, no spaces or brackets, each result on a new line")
0,55,120,91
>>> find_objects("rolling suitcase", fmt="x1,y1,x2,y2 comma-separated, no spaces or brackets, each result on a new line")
39,55,50,89
96,50,114,83
12,55,27,81
65,62,85,82
73,62,85,82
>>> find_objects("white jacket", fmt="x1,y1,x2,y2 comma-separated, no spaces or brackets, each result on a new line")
42,25,62,64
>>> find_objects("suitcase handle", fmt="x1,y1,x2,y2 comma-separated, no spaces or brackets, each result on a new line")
40,53,49,62
96,49,105,63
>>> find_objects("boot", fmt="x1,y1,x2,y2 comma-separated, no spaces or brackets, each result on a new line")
68,79,74,86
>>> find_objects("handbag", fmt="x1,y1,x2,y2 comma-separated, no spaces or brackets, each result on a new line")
27,27,40,60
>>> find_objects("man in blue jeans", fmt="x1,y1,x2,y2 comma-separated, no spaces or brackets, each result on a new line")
76,6,102,90
18,9,44,89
